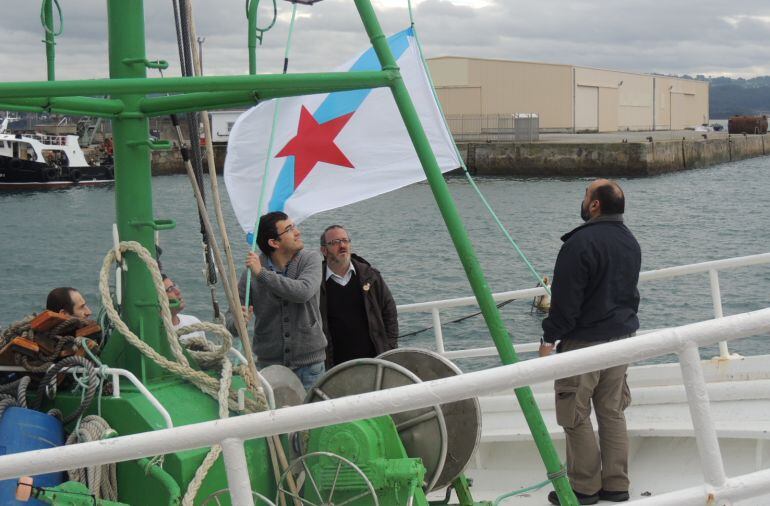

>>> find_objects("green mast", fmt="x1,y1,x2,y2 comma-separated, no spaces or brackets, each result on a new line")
42,0,56,81
99,0,175,380
354,2,577,504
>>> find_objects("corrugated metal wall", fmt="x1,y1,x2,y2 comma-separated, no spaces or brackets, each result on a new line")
428,57,709,134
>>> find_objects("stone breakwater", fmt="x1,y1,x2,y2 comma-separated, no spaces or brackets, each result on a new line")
457,134,770,177
150,133,770,177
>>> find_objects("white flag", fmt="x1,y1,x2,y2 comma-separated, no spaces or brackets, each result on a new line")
224,27,461,235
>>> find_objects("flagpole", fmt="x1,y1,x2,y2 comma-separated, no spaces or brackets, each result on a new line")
353,2,578,505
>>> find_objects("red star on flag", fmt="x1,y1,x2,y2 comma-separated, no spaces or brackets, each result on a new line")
275,106,355,189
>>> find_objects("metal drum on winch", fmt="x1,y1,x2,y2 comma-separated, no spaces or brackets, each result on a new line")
0,407,65,505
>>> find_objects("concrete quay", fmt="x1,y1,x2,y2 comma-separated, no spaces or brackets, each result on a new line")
459,130,770,177
150,130,770,177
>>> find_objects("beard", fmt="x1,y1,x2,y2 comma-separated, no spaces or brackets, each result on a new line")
580,202,591,222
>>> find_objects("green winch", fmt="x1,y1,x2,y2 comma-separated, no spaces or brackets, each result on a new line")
297,416,428,505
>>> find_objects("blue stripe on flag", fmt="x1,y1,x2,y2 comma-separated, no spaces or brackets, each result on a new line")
267,28,413,214
269,156,296,212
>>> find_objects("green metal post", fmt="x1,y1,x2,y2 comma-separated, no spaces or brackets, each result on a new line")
99,0,174,381
247,0,259,74
43,0,55,81
353,1,577,505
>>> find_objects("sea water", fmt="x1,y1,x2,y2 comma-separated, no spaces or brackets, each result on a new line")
1,157,768,370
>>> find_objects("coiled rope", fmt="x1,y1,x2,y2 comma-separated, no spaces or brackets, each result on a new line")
66,415,119,502
98,240,272,503
98,240,268,414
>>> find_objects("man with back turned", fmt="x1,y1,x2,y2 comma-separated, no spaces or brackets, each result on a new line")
540,179,641,505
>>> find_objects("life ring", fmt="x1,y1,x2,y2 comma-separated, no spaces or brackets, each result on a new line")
69,168,82,183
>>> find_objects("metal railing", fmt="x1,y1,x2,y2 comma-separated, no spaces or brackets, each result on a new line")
445,114,517,142
0,365,173,429
1,307,769,505
397,252,770,360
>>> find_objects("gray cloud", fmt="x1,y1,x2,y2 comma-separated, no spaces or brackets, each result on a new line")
1,0,770,83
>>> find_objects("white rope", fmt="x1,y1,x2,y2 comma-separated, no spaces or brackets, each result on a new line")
66,415,118,501
97,240,268,413
98,240,273,503
181,357,232,505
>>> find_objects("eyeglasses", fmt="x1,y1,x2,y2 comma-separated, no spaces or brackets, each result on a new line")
277,223,296,237
165,284,179,294
325,238,351,247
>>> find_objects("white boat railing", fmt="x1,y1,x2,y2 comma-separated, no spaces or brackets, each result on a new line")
397,252,770,360
1,307,770,505
0,365,173,429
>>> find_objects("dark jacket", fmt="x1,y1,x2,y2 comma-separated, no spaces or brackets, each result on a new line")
320,254,399,366
542,215,641,345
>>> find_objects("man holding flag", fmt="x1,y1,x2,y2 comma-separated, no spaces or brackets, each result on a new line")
224,27,460,386
228,211,327,390
224,27,460,234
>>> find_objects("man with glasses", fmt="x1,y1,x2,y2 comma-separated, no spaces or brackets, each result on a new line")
162,274,205,342
165,273,245,364
229,211,326,390
319,225,398,368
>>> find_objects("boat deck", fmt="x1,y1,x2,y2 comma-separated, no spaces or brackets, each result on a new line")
449,355,770,504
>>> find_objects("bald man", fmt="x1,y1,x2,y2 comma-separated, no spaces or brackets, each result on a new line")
541,179,641,505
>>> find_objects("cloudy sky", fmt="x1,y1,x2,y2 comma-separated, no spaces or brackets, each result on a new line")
1,0,770,82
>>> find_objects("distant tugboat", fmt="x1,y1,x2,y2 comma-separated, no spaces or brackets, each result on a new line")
0,117,113,190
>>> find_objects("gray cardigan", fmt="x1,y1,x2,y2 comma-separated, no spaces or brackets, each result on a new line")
228,249,326,368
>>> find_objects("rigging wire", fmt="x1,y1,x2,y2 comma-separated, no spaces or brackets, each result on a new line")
405,1,551,296
398,299,515,339
244,1,300,312
170,0,220,317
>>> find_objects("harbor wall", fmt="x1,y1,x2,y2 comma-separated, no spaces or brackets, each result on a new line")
457,134,770,176
150,134,770,177
151,145,228,176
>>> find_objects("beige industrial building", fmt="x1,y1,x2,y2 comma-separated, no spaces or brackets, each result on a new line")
426,57,709,136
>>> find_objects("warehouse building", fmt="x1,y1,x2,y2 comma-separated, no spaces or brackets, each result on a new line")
426,57,709,138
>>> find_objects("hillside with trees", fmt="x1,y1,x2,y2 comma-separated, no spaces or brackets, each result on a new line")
701,76,770,119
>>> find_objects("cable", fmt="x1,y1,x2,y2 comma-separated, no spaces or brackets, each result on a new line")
398,299,515,339
404,4,551,295
244,1,299,311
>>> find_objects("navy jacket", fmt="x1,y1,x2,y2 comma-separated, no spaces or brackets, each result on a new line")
542,215,641,345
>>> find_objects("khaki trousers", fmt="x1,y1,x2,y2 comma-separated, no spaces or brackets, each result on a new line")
554,338,632,495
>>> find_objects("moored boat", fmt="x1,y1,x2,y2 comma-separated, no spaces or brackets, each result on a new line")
0,118,113,190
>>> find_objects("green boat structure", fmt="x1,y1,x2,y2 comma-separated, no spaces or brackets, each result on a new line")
2,2,770,506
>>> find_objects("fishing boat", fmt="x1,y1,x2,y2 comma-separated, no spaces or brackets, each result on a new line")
1,1,770,506
0,117,114,190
